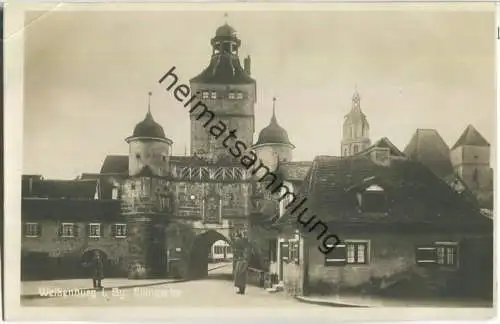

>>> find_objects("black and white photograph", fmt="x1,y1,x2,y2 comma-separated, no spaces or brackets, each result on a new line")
3,2,497,321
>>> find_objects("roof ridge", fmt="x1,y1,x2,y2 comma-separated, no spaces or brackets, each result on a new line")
451,124,490,150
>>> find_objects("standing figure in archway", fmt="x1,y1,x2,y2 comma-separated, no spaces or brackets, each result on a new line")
233,232,250,295
91,251,104,289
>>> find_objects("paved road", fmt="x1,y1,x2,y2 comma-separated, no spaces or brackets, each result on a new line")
22,263,320,308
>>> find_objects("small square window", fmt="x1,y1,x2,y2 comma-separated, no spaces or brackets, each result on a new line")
88,223,101,238
202,91,209,99
61,223,75,238
228,92,235,100
24,222,41,237
416,242,458,268
211,91,217,99
135,153,140,159
113,224,127,238
325,240,369,266
236,92,243,100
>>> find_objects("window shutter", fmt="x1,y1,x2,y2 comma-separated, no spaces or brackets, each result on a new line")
99,223,104,237
86,224,90,237
269,239,277,262
294,241,300,264
37,224,42,237
325,244,346,266
57,223,62,237
415,246,437,265
111,224,117,237
73,224,79,237
280,242,289,262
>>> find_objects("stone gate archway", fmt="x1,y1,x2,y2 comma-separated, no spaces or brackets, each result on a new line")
187,230,232,279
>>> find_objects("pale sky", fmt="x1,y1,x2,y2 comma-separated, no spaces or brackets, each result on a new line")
23,9,496,179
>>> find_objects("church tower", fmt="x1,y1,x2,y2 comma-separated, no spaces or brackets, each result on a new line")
189,17,256,162
341,88,371,156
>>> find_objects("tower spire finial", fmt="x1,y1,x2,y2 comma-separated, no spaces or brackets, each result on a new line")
148,91,152,114
224,12,228,24
272,97,277,123
352,85,360,109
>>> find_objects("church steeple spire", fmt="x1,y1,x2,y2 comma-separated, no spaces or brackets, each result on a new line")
341,85,371,157
351,85,361,113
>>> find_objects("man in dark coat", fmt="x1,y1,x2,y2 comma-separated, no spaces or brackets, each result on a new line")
232,232,251,295
91,251,104,289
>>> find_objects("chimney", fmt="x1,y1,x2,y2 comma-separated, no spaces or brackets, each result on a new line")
244,55,251,76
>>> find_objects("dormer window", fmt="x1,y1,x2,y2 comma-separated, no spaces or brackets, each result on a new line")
358,184,386,213
228,92,235,100
211,91,217,99
370,148,390,166
202,91,209,99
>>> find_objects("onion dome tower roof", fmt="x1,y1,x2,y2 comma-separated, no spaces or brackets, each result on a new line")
215,23,237,37
132,111,166,139
255,98,293,146
127,92,170,142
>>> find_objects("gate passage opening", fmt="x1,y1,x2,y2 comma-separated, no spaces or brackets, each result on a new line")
187,230,233,280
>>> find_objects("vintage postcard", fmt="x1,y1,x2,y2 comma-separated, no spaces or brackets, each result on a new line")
4,2,498,322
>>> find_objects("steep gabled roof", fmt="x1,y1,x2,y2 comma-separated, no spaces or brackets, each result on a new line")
403,129,453,178
451,124,490,150
100,155,128,174
277,155,486,229
355,137,406,158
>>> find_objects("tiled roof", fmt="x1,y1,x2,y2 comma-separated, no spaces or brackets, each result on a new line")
22,198,121,221
280,161,312,182
99,154,246,175
100,155,128,174
403,129,453,178
277,155,486,228
22,179,97,199
451,124,490,150
190,55,255,85
356,137,406,158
